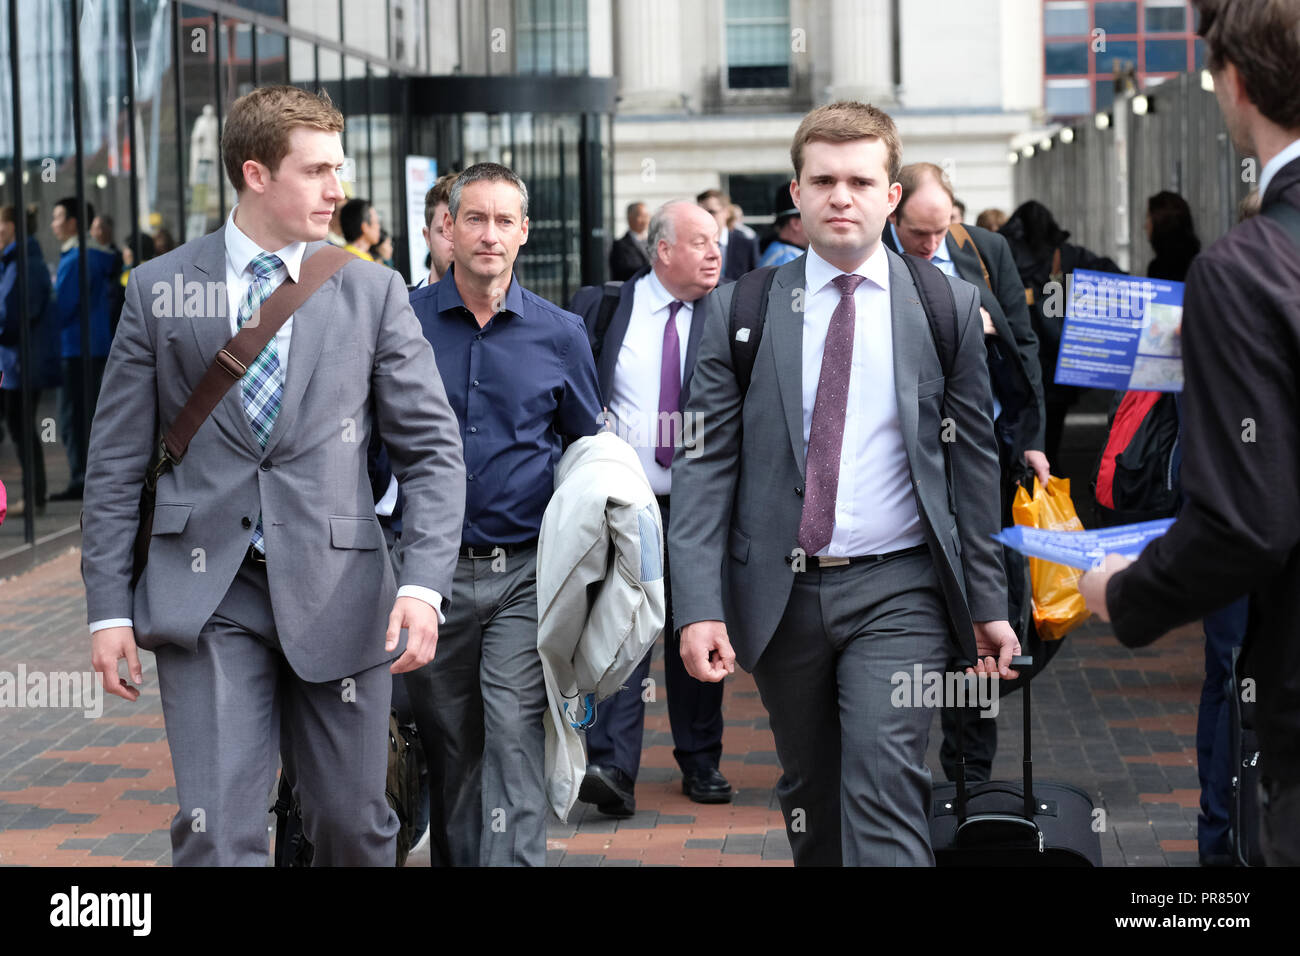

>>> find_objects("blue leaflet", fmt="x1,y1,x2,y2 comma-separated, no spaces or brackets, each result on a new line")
994,518,1175,570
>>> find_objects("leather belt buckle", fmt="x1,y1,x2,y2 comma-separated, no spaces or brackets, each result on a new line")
246,544,267,565
815,556,851,568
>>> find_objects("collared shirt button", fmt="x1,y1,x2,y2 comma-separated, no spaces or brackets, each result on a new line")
467,474,475,481
469,426,478,433
472,379,479,387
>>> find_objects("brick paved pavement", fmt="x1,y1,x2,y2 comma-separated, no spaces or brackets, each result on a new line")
1,548,1210,867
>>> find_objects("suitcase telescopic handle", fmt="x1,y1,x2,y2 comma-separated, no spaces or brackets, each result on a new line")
955,655,1035,825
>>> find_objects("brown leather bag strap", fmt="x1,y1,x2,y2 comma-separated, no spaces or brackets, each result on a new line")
948,222,992,290
160,244,353,463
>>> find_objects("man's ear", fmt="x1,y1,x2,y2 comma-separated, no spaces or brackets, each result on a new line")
241,159,270,195
789,177,800,210
518,216,529,246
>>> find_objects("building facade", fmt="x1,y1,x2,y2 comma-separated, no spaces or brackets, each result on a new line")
606,0,1047,233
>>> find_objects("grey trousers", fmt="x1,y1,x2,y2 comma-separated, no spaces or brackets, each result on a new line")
751,548,950,867
403,545,547,866
154,557,398,866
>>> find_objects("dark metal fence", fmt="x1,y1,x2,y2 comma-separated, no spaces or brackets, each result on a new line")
1013,71,1252,271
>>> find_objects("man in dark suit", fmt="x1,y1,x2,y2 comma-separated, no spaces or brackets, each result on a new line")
698,188,759,280
1081,0,1300,867
671,102,1019,866
609,201,652,281
567,200,729,816
883,161,1050,782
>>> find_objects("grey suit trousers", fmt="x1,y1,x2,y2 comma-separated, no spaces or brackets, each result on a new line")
404,545,547,866
751,548,950,867
154,557,399,866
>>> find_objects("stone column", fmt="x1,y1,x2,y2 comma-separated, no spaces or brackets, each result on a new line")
827,0,895,104
616,0,685,112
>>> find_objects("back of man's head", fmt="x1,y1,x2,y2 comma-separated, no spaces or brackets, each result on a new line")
1195,0,1300,132
340,198,372,243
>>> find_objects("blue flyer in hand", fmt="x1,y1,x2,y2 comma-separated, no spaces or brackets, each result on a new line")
994,518,1175,571
1054,269,1185,392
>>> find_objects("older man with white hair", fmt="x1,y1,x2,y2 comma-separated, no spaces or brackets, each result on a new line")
566,199,732,816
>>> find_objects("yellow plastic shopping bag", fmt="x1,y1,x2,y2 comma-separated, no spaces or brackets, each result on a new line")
1011,476,1090,640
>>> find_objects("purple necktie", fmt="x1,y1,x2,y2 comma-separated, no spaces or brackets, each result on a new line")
798,274,864,555
656,300,685,469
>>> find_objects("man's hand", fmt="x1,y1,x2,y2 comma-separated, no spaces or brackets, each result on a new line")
1022,449,1051,488
91,627,142,702
980,306,998,337
970,620,1021,679
386,596,440,674
1078,553,1134,623
679,620,735,682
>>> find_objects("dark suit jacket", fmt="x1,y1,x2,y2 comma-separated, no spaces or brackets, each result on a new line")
609,231,651,282
1107,156,1300,783
668,251,1005,670
722,229,759,281
883,223,1046,455
567,266,708,410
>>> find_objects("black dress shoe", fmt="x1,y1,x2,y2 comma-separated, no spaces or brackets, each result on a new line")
682,767,733,804
49,485,84,501
579,764,636,818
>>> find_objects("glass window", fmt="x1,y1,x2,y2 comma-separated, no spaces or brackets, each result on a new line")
1144,1,1187,33
179,7,226,234
257,26,288,87
1045,41,1089,75
1045,78,1091,116
725,0,790,89
725,173,792,224
1095,2,1139,35
1096,40,1139,75
1144,38,1187,72
519,0,589,76
343,56,368,197
288,37,316,88
1045,1,1089,36
1195,38,1206,70
1096,78,1116,111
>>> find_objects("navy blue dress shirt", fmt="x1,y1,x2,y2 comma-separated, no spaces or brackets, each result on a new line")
409,267,602,546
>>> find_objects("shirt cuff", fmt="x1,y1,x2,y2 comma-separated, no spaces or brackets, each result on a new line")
396,586,445,625
89,618,133,634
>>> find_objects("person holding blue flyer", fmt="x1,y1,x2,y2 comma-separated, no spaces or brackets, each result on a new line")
1079,0,1300,867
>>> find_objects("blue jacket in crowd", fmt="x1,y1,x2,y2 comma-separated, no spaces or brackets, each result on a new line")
0,236,60,392
55,241,116,359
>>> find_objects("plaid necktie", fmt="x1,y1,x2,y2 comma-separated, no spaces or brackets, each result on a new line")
237,251,285,553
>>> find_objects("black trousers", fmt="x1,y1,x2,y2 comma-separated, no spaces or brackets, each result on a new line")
2,387,46,504
585,495,726,780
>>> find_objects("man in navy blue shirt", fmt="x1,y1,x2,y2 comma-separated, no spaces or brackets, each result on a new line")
407,163,602,866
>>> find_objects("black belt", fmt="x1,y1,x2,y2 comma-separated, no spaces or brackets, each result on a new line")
787,543,928,570
244,543,267,565
460,538,538,559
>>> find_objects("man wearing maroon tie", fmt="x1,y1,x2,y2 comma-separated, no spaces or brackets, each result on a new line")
568,201,727,816
668,102,1019,866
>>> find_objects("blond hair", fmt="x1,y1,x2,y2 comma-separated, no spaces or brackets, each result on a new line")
790,101,902,184
222,85,344,193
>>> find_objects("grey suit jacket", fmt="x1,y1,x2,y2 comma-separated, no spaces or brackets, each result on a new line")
81,226,466,682
667,249,1006,670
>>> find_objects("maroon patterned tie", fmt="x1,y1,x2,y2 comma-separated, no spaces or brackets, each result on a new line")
656,300,685,469
798,274,864,555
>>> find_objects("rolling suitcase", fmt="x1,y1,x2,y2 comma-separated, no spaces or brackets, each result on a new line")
1228,646,1265,866
930,655,1103,866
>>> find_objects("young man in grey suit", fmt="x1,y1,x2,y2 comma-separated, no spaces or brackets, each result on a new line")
669,102,1020,866
82,85,466,866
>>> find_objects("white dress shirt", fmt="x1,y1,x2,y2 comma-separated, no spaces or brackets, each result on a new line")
609,269,693,496
801,244,926,557
1260,138,1300,202
90,208,442,634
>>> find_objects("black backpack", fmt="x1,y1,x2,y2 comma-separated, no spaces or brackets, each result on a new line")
726,256,960,395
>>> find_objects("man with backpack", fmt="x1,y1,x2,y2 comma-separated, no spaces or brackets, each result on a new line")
1081,0,1300,866
668,101,1019,866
